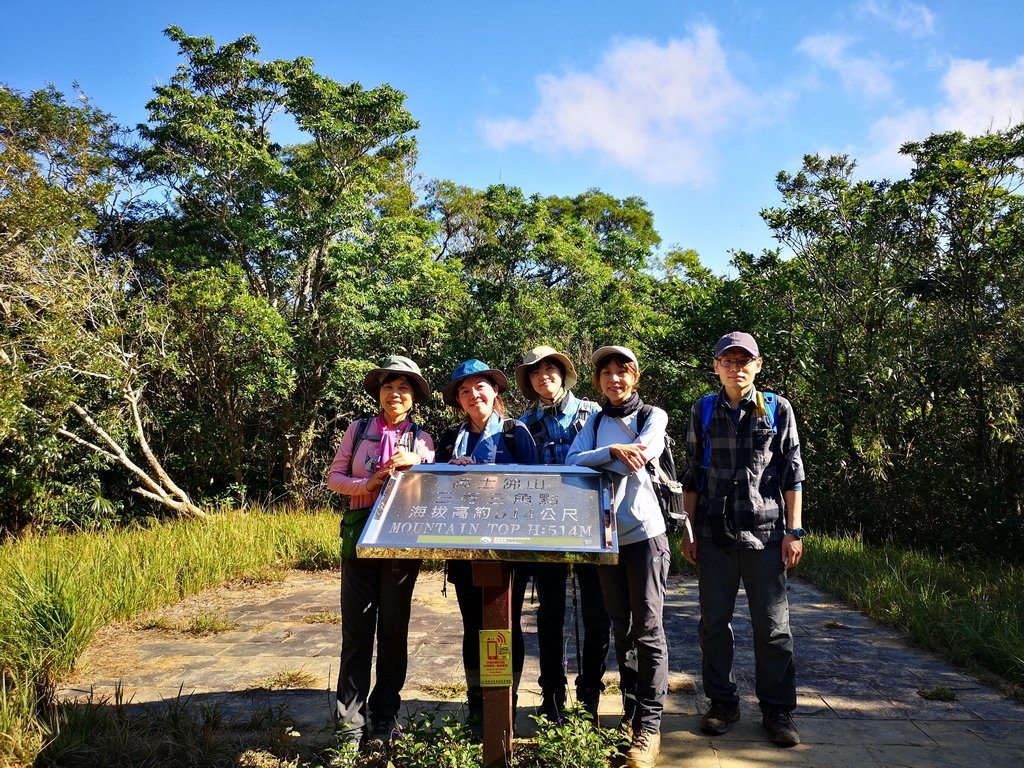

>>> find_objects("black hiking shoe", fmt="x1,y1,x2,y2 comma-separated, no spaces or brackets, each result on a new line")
538,688,566,724
700,700,740,735
762,707,800,746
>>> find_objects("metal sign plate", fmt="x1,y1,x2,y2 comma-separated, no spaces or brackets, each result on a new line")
356,464,617,564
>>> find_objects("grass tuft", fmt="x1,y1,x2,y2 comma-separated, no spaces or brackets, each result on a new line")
251,669,318,691
918,686,957,702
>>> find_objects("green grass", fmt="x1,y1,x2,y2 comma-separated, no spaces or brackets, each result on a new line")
0,508,339,766
4,513,1024,765
801,533,1024,696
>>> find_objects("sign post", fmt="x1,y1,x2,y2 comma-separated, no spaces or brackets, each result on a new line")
357,465,615,767
475,562,513,768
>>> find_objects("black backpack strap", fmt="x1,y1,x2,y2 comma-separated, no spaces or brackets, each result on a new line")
345,417,371,476
572,398,598,435
502,418,518,458
635,404,652,436
437,425,459,463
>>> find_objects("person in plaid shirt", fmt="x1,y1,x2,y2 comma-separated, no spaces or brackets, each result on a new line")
679,331,805,747
515,346,609,724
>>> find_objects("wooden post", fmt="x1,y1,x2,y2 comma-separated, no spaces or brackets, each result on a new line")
472,561,513,768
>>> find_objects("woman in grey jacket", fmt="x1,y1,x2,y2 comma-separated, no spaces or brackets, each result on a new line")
566,346,669,768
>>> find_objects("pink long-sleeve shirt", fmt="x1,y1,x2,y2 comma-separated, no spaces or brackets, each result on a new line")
327,417,435,511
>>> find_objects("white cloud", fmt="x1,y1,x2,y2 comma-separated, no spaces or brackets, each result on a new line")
859,55,1024,176
858,0,936,38
797,34,893,98
480,26,755,185
934,57,1024,134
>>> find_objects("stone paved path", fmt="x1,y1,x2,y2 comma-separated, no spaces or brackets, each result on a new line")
61,569,1024,766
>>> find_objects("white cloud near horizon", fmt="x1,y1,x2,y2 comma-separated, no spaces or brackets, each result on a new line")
797,34,894,98
480,26,754,185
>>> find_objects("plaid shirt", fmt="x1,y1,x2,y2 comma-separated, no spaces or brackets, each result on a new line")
680,386,804,548
519,391,597,465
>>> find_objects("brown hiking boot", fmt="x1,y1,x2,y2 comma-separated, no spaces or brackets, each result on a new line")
700,700,740,735
625,729,661,768
762,707,800,746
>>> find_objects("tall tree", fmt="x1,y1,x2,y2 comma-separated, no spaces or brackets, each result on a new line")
129,27,456,491
759,127,1024,553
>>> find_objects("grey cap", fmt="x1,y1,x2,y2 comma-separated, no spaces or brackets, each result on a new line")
515,345,577,399
713,332,760,359
362,355,430,403
591,345,639,369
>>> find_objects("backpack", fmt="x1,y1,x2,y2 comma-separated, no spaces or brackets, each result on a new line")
525,398,598,457
438,419,520,462
698,391,778,491
592,406,687,534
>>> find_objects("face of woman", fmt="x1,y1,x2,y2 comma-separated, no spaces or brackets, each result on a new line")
529,360,563,401
599,361,638,405
457,374,498,427
379,376,415,424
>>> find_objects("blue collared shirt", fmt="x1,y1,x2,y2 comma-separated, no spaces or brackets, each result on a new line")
519,391,597,465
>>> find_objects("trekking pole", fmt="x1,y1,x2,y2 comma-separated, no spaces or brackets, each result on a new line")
570,565,582,688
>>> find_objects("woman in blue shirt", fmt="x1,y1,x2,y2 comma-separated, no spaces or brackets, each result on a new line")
436,359,538,729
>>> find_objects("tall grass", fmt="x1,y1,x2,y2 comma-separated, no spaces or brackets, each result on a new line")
0,508,339,766
801,533,1024,694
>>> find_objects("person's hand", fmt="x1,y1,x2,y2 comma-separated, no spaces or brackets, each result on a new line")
610,443,649,472
365,466,392,493
449,456,477,466
680,537,698,565
385,450,421,471
782,535,803,569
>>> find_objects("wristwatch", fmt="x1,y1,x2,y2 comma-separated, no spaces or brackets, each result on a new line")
784,527,805,539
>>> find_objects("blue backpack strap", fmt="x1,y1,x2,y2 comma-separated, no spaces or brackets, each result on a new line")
760,391,778,433
700,394,717,470
698,394,718,493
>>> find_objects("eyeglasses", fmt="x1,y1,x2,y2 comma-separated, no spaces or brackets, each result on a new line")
717,356,757,370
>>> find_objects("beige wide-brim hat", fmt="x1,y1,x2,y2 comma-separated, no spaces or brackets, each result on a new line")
362,355,430,403
514,345,578,400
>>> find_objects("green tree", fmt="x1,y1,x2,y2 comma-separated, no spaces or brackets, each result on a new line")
759,127,1024,555
0,86,200,530
426,182,661,406
124,27,456,493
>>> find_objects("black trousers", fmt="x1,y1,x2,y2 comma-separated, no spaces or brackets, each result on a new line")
533,562,610,697
336,557,420,731
448,560,529,709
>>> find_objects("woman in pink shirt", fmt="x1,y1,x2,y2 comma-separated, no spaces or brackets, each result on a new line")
327,355,435,746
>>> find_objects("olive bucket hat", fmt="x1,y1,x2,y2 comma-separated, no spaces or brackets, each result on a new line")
514,345,577,400
362,355,430,403
443,359,509,407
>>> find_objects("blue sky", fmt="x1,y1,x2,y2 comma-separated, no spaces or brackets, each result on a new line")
4,0,1024,273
